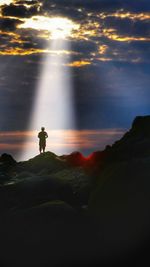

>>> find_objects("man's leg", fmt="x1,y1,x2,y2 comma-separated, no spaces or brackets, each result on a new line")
43,142,46,153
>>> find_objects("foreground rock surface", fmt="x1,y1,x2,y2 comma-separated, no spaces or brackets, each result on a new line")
1,116,150,266
88,116,150,262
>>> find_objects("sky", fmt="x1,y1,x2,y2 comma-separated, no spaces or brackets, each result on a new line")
0,0,150,159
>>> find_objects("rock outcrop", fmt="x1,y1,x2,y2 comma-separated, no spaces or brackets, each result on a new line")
1,116,150,266
88,116,150,263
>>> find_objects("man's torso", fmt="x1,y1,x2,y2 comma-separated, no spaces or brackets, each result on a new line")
38,131,47,142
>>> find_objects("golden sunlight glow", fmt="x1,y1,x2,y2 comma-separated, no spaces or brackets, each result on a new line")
0,48,46,56
100,11,150,21
0,129,125,161
0,0,14,5
18,16,80,39
0,0,34,5
109,34,150,42
0,47,78,56
67,60,91,67
103,29,150,42
98,57,113,62
99,45,108,55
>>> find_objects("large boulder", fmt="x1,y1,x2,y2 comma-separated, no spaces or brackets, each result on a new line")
108,115,150,160
0,153,16,169
88,116,150,263
61,151,86,167
17,151,67,174
0,154,16,184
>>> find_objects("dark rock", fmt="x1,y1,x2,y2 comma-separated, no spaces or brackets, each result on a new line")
0,153,16,175
0,172,11,185
61,151,86,167
0,153,16,164
132,115,150,135
17,151,67,174
88,116,150,263
1,116,150,265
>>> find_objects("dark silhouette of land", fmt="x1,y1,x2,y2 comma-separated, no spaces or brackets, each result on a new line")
38,127,48,154
1,116,150,267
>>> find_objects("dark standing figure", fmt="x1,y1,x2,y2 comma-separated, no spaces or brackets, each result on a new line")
38,127,48,154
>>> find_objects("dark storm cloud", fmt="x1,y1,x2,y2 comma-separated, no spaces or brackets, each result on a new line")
17,0,39,5
71,40,97,55
41,0,150,13
18,28,47,48
132,20,150,37
73,62,150,129
103,17,150,37
0,17,22,31
0,54,41,131
0,32,12,47
0,0,149,59
1,3,40,18
40,0,120,23
0,0,150,134
42,0,121,12
102,41,150,63
121,0,150,12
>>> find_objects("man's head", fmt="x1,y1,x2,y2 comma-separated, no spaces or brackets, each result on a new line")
41,127,45,131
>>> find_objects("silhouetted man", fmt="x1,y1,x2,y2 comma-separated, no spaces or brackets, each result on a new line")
38,127,48,154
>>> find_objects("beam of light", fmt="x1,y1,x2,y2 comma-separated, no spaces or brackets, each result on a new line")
19,18,77,161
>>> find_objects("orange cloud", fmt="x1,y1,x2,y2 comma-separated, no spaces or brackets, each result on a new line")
0,47,45,55
98,44,108,55
0,143,26,149
0,129,125,147
0,129,126,160
103,28,150,42
66,60,91,67
0,47,78,56
97,57,113,62
72,21,100,41
99,11,150,21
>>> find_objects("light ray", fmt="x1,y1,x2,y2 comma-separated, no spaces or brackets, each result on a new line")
19,18,77,161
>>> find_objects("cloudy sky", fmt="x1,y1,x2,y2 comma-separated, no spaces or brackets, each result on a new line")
0,0,150,159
